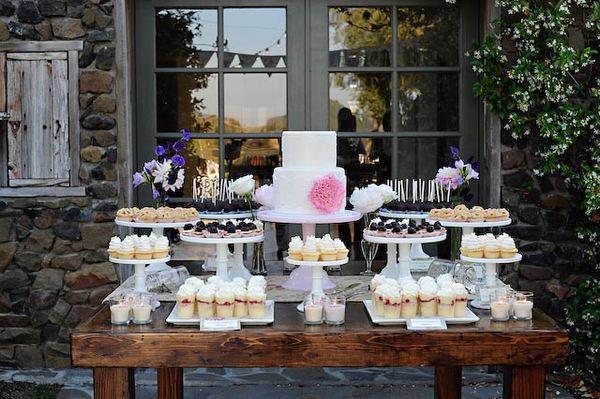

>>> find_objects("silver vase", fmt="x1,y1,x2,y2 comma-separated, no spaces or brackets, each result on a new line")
360,238,379,276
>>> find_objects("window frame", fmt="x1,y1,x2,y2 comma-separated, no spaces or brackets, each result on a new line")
0,40,84,197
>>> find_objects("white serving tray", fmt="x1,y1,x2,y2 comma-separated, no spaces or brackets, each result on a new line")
109,256,171,265
460,254,522,264
378,210,429,219
363,300,479,325
179,233,264,245
166,300,275,326
425,219,512,228
197,212,254,219
115,220,200,228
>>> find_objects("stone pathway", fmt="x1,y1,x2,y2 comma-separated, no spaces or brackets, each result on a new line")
0,367,573,398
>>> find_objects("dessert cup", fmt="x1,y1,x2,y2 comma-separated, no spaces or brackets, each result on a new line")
418,294,438,317
176,294,196,319
216,302,234,318
437,296,455,318
400,294,418,318
247,290,267,319
383,296,401,319
373,292,384,316
454,295,468,317
233,289,248,318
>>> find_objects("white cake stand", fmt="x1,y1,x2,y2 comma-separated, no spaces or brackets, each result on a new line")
285,257,349,311
460,253,522,309
257,209,361,293
425,219,512,235
179,234,264,281
363,233,447,279
378,210,433,264
197,212,253,220
109,256,171,292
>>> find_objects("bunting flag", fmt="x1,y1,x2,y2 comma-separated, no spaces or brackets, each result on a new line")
259,55,281,68
195,50,215,68
223,52,236,68
238,53,258,68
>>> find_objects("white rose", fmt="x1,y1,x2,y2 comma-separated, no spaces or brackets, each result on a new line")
230,175,255,196
349,187,384,214
367,184,397,204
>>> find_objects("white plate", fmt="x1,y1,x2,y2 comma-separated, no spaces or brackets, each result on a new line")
363,233,447,245
179,234,264,244
285,256,349,267
115,220,200,228
460,254,522,264
425,219,512,228
166,300,275,326
378,211,429,219
363,300,479,325
257,209,361,224
109,256,170,265
197,212,254,219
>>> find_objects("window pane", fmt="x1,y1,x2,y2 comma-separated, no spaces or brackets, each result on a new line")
329,73,391,132
397,7,459,67
224,8,286,68
397,73,458,131
224,138,281,184
156,9,218,68
329,7,391,67
338,138,392,193
224,73,287,133
397,137,460,180
156,73,218,133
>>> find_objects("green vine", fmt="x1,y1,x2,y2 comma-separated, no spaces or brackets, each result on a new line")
468,0,600,388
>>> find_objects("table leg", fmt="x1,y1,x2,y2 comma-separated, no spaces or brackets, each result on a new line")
503,366,545,399
93,367,135,399
434,366,461,399
158,367,184,399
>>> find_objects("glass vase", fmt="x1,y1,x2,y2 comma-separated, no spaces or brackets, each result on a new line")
360,239,379,276
450,227,461,261
251,242,267,275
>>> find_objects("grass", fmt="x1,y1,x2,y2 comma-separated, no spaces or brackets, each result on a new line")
0,382,61,399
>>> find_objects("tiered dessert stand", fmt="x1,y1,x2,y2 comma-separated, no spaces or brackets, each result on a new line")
179,234,264,281
109,256,171,292
426,219,512,236
460,253,522,309
378,210,433,271
257,209,361,311
363,233,447,279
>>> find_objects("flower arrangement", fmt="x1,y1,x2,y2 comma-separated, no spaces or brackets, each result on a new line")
133,129,190,206
349,183,397,217
230,174,256,218
308,174,346,213
254,184,274,210
435,146,479,203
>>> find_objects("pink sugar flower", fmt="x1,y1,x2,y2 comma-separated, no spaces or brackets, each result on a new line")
308,174,345,213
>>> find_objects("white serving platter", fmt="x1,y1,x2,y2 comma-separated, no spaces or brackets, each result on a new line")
363,300,479,325
115,220,200,229
179,233,264,245
285,257,349,267
109,256,171,265
425,219,512,228
166,300,275,326
460,254,522,264
197,212,254,219
378,211,429,219
363,233,447,245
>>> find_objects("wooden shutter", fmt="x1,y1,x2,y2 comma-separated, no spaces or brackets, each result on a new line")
6,52,70,187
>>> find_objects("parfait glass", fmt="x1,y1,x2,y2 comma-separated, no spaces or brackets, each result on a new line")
360,239,379,276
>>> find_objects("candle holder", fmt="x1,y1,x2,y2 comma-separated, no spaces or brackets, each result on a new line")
490,291,510,322
303,293,325,325
324,291,346,325
110,297,131,325
131,293,153,325
513,291,533,320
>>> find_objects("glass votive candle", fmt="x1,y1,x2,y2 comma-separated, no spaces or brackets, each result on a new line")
110,298,131,325
490,292,510,322
513,291,533,320
324,292,346,325
304,294,324,325
131,293,153,324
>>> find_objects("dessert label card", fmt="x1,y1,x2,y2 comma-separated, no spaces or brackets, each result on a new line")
406,318,447,330
200,318,241,331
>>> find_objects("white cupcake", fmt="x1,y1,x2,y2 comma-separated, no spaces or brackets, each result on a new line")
247,287,267,319
176,284,197,319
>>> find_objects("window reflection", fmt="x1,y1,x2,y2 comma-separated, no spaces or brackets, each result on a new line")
330,73,391,132
397,73,458,131
397,7,459,67
337,138,391,193
329,7,391,67
224,139,281,184
156,73,218,133
224,73,287,133
156,9,218,68
397,137,459,180
224,8,286,68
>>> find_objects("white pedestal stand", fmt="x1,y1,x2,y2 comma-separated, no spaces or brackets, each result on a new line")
109,256,171,292
426,219,512,236
363,234,447,280
460,254,522,309
378,211,433,271
179,234,264,281
257,210,361,311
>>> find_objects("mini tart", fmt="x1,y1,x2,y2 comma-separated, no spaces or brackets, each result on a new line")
156,208,174,222
468,210,485,222
135,208,158,223
116,208,135,221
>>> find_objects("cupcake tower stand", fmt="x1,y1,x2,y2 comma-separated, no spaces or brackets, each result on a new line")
461,254,522,309
363,233,447,280
114,220,199,292
378,210,433,272
257,209,361,312
179,234,264,281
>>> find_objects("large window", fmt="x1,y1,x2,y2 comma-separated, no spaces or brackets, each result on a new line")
136,0,478,204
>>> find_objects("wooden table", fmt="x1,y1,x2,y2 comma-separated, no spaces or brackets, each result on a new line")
71,303,568,399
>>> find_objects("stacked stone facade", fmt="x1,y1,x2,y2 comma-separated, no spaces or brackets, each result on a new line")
0,0,118,367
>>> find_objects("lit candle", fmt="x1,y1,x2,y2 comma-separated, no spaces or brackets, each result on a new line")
110,301,131,325
490,300,510,321
513,300,533,320
325,303,345,325
304,303,323,324
132,303,152,324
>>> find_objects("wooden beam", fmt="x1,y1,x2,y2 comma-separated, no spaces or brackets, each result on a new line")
10,178,69,187
0,52,7,187
0,41,83,52
0,186,86,197
68,50,80,186
7,52,67,60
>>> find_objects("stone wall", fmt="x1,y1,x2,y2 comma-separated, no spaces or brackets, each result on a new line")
500,129,590,319
0,0,118,367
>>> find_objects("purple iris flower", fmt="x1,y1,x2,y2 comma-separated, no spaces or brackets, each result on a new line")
471,161,479,172
155,145,165,157
144,160,158,173
172,154,185,167
180,129,191,141
152,187,160,200
450,146,460,160
132,172,144,187
172,140,186,153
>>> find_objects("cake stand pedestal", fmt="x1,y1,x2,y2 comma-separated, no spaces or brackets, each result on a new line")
109,256,171,292
363,234,447,279
285,257,349,311
179,234,264,281
460,254,522,309
378,211,433,269
257,209,361,294
115,220,199,275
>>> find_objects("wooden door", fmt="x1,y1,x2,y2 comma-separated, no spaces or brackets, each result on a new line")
6,52,70,187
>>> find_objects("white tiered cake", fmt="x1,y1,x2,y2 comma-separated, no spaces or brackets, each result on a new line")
273,131,347,214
